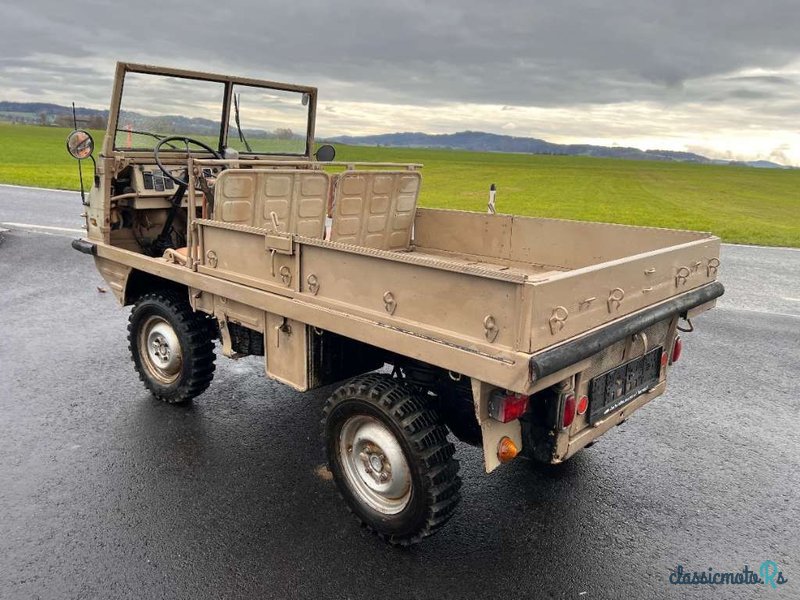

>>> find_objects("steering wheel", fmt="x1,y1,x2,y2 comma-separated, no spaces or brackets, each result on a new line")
153,136,222,186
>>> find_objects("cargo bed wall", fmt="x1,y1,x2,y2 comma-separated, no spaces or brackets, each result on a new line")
298,244,523,351
413,208,711,270
194,219,532,358
412,209,720,352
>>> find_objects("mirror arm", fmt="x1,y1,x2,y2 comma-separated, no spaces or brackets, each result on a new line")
89,155,100,188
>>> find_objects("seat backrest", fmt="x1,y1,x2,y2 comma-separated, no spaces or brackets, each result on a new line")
330,170,421,250
214,169,329,238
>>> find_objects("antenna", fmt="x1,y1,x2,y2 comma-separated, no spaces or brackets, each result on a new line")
72,102,86,205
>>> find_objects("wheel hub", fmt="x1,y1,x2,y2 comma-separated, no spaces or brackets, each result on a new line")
151,335,171,364
339,415,412,514
139,316,183,384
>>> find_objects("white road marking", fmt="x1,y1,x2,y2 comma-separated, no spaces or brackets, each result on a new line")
718,306,800,319
0,183,78,194
782,297,800,302
0,222,83,234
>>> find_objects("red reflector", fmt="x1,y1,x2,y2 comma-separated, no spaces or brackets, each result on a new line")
489,392,530,423
562,394,576,428
660,351,668,368
576,395,589,415
671,336,683,363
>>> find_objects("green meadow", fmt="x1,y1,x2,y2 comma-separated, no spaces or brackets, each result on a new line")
1,123,798,247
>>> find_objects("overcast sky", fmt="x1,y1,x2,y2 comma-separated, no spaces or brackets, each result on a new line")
1,0,799,164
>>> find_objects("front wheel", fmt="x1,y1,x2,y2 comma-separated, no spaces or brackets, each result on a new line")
322,374,461,545
127,290,216,404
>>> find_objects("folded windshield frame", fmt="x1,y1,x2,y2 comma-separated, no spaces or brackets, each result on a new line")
104,62,317,159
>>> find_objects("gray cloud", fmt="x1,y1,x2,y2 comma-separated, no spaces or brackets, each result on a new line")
1,0,799,105
1,0,799,162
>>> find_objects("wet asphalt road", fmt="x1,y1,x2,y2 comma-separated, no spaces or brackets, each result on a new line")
1,185,799,599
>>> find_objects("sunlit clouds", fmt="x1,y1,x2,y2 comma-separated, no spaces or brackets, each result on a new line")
1,1,799,164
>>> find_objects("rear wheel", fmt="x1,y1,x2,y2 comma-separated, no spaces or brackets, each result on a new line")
322,374,461,546
127,290,216,404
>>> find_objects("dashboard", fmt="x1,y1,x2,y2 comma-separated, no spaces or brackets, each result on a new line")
132,165,219,197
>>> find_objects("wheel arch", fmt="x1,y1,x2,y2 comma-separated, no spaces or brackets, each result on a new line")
127,288,217,403
124,268,187,306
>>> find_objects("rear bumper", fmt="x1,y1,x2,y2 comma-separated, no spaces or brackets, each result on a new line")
529,281,724,381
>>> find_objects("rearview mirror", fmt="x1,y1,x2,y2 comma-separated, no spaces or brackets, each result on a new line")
314,144,336,162
66,129,94,160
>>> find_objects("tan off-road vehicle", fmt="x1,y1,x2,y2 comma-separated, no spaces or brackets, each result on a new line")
68,62,723,545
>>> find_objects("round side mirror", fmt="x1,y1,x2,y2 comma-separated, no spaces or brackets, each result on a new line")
66,129,94,160
314,144,336,162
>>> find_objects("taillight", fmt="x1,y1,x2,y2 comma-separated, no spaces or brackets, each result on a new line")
489,391,530,423
562,394,576,428
576,395,589,416
671,336,683,363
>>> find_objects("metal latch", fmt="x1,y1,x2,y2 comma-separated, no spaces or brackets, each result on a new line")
265,210,293,256
274,317,292,348
266,234,293,255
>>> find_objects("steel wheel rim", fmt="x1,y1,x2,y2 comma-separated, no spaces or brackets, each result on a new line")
139,315,183,384
338,414,412,515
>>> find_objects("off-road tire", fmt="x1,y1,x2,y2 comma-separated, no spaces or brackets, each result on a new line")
322,374,461,546
127,290,216,404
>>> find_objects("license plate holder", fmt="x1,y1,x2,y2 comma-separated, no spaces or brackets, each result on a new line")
588,347,662,425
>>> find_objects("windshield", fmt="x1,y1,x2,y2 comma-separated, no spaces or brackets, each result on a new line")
115,72,225,151
113,69,312,156
226,84,310,155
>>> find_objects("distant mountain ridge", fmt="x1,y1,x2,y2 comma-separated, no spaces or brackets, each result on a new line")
0,101,108,117
0,101,299,140
1,101,789,168
330,130,790,169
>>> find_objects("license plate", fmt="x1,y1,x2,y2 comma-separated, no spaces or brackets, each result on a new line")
588,347,662,425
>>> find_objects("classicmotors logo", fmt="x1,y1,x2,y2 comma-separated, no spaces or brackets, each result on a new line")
669,561,788,588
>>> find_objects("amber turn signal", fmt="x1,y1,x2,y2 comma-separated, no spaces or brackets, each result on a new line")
497,436,519,463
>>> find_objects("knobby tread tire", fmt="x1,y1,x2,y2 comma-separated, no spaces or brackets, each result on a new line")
127,289,216,404
322,373,462,546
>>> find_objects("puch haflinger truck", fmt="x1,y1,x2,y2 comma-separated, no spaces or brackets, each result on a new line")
67,62,724,545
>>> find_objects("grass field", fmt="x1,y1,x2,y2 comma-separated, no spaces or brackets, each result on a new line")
1,123,798,247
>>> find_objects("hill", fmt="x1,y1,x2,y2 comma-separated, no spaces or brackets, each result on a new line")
330,130,789,169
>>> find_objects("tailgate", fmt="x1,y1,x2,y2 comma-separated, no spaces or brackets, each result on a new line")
527,236,721,352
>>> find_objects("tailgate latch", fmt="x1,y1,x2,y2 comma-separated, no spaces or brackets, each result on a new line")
549,306,569,335
607,288,625,312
